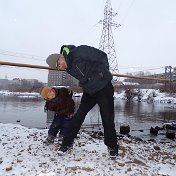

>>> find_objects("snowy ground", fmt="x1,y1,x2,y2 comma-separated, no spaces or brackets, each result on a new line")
0,123,175,176
114,89,176,104
0,89,176,175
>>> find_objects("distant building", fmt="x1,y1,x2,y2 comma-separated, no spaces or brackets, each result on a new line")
25,79,39,85
0,79,8,89
173,67,176,81
9,78,22,85
48,70,78,87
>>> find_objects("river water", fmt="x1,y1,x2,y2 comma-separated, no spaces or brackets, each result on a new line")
0,96,176,141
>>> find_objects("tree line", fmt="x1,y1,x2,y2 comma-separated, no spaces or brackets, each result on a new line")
0,79,44,92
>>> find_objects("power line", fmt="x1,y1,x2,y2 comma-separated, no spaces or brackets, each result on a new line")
0,49,46,61
119,66,164,71
0,64,48,72
0,49,45,58
123,67,165,74
119,66,163,69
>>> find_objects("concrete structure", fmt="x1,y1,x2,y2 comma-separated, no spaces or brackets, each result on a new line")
0,79,8,89
48,70,78,87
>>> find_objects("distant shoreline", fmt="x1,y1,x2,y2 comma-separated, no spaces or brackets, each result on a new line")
0,90,83,99
0,90,41,99
1,89,176,105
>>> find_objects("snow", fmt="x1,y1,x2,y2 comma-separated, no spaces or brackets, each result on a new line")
1,89,176,104
0,90,40,99
0,123,175,176
114,89,176,104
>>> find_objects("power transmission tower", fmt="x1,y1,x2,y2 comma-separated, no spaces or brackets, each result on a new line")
165,66,173,91
99,0,120,80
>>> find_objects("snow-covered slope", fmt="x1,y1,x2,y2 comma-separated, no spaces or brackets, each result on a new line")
0,123,175,176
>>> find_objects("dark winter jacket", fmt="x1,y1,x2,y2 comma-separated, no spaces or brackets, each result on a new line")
60,45,112,95
44,87,75,116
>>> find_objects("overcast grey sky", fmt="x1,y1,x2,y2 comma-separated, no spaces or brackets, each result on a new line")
0,0,176,82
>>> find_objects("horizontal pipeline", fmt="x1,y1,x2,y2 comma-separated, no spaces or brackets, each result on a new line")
0,61,170,82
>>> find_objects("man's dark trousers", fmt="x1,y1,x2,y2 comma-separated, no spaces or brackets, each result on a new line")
63,81,118,148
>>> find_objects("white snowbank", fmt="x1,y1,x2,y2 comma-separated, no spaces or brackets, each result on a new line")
114,89,176,104
0,123,175,176
0,90,40,99
1,89,176,104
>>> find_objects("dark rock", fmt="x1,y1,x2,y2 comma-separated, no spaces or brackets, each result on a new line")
164,124,176,130
155,126,164,131
166,130,175,139
120,125,130,134
154,145,160,150
6,166,12,171
150,127,158,136
91,131,104,139
138,130,144,132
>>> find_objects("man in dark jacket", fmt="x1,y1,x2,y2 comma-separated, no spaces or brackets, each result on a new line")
46,45,118,159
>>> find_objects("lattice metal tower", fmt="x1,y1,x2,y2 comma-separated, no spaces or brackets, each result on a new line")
99,0,120,77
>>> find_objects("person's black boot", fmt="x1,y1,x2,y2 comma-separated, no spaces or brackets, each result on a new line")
58,143,73,156
108,145,118,160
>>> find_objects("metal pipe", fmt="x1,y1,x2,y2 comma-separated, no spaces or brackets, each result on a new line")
112,73,169,82
0,60,170,82
0,61,55,70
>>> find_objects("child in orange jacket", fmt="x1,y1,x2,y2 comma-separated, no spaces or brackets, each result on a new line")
40,86,75,145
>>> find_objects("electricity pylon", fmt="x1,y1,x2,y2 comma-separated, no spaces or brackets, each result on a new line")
99,0,120,80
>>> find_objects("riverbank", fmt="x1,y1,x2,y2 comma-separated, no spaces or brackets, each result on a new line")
114,89,176,104
1,89,176,104
0,123,175,176
0,90,40,99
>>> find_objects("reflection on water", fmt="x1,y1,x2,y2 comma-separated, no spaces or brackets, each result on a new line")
0,96,176,139
114,100,176,139
116,100,176,122
0,96,46,128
